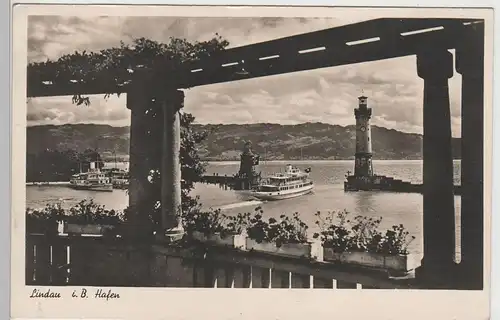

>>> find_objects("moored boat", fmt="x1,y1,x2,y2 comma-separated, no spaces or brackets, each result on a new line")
250,164,314,201
102,168,130,189
69,162,113,192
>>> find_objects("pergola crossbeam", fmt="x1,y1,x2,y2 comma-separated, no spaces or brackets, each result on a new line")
26,18,480,98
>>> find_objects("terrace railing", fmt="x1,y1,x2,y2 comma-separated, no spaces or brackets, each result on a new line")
26,234,419,289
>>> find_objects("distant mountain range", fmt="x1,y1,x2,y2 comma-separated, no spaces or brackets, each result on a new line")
26,123,461,161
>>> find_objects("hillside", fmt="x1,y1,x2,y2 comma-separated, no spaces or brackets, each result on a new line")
26,123,461,161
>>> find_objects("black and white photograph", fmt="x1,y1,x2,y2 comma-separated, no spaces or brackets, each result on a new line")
11,4,493,319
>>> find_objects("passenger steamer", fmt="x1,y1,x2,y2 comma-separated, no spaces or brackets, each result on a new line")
69,162,113,192
251,164,314,201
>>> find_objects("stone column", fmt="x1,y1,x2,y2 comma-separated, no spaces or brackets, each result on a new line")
160,90,185,242
456,23,485,289
416,49,457,287
126,85,153,235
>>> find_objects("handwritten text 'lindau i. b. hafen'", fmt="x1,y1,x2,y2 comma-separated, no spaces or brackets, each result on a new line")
29,288,120,300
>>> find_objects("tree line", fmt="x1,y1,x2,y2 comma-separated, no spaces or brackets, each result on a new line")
26,149,105,182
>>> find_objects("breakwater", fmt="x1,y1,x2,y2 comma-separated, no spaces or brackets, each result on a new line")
200,175,256,190
344,175,461,195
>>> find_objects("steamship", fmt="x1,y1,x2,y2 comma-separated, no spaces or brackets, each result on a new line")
250,164,314,201
69,162,114,192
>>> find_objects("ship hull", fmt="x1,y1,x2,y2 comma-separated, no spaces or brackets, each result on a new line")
69,184,114,192
251,184,314,201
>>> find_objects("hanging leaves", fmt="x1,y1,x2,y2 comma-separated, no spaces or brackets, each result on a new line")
28,35,230,106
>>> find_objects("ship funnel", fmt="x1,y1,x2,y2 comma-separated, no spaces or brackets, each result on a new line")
90,162,96,170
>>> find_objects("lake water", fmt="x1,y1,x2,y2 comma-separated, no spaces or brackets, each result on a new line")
26,160,462,259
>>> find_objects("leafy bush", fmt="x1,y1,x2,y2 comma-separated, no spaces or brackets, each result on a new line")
182,206,309,247
244,207,309,247
26,200,124,235
181,207,229,236
349,215,384,253
379,224,415,255
225,212,252,235
313,210,415,255
65,199,124,225
26,204,65,235
312,210,351,253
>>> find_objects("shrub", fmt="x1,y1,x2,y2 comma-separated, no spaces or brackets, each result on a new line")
349,215,384,253
312,210,351,253
379,224,415,255
181,207,229,236
225,212,252,235
26,204,65,235
65,199,124,225
26,200,124,235
313,210,415,255
181,206,309,247
246,207,309,247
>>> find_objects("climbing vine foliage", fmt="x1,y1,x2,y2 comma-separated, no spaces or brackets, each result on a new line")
28,35,230,236
29,35,230,105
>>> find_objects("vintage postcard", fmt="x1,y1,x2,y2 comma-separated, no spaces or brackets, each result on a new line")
11,4,493,320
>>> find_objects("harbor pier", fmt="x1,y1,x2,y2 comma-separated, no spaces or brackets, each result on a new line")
201,141,261,190
344,175,462,195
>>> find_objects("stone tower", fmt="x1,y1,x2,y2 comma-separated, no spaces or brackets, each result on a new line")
354,96,373,177
237,141,260,188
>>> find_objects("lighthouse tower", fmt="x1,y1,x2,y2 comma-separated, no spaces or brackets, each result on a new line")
354,96,373,177
237,141,261,189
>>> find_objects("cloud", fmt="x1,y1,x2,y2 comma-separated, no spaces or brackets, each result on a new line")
27,94,129,127
27,16,463,137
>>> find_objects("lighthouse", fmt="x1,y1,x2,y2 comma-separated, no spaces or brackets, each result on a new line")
236,141,261,189
354,96,373,177
345,95,427,193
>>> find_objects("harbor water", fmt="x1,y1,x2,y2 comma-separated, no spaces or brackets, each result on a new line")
26,160,462,259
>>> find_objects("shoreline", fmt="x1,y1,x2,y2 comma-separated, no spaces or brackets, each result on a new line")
26,181,70,186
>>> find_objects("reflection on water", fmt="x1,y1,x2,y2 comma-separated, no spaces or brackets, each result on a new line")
352,192,377,216
26,160,462,257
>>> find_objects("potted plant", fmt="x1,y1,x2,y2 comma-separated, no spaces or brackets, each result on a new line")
313,210,417,274
182,208,246,249
245,208,322,260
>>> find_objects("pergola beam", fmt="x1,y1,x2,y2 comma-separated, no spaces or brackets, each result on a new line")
179,23,470,87
26,18,480,98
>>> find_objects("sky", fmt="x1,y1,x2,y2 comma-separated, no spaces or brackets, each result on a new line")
27,16,463,137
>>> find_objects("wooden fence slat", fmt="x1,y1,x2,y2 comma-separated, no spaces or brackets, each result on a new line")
271,270,291,288
128,249,153,286
224,266,235,288
67,238,96,285
204,265,217,288
34,240,51,284
291,273,311,288
262,268,271,288
150,254,168,286
164,256,196,287
192,263,205,287
313,277,334,288
232,266,250,288
25,239,36,285
251,266,271,288
213,265,227,288
51,240,68,285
